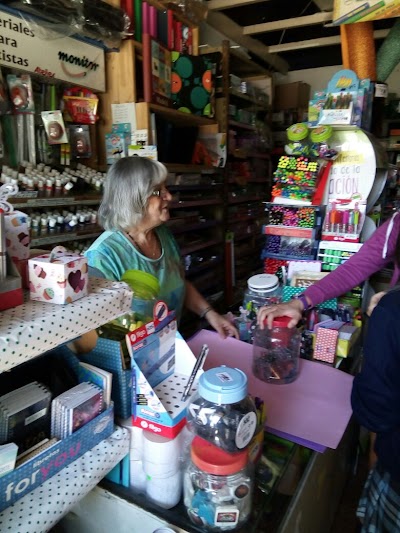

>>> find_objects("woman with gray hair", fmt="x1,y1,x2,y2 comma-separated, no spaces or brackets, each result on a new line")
85,156,238,339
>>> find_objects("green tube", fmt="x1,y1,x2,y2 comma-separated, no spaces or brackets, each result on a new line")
377,19,400,82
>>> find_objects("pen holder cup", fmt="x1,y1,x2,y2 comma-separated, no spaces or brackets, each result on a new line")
186,366,258,453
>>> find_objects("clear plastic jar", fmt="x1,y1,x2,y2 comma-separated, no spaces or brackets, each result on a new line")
252,316,301,384
187,366,258,453
243,274,281,317
184,436,253,531
121,269,160,321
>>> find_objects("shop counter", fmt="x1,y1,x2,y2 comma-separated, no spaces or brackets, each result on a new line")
56,330,358,533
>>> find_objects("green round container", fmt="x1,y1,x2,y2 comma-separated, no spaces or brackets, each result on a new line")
121,270,160,300
287,123,309,142
310,125,333,143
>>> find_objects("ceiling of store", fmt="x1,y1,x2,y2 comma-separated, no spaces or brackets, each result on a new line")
203,0,396,74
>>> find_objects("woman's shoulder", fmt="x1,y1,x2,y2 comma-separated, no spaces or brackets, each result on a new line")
86,230,126,254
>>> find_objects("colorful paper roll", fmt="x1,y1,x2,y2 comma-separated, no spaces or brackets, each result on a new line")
340,22,377,80
377,18,400,82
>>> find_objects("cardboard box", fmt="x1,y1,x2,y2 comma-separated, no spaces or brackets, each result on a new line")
0,405,114,512
0,254,23,312
28,249,88,304
274,82,310,111
127,311,176,389
131,333,200,438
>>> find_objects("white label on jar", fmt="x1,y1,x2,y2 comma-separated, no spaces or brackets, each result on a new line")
214,506,239,526
215,372,233,383
235,411,258,449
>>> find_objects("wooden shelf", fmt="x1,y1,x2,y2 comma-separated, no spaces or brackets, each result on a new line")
149,103,217,126
180,238,223,255
10,193,102,209
228,195,261,205
31,226,102,247
165,164,216,173
228,119,256,131
229,88,269,110
170,199,222,208
169,220,218,234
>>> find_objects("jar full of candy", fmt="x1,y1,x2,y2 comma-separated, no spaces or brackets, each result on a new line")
252,316,301,384
184,436,253,531
186,366,258,453
243,273,281,318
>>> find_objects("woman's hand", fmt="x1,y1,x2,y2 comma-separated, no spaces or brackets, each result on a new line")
206,310,239,339
257,299,304,330
367,291,386,316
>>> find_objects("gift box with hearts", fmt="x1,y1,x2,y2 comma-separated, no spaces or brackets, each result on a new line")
28,246,88,304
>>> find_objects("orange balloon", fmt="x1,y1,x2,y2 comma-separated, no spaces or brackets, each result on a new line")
202,70,212,92
171,72,182,94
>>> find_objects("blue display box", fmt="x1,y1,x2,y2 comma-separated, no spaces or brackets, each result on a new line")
0,405,114,512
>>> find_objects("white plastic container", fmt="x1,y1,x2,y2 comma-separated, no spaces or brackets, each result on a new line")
243,273,282,317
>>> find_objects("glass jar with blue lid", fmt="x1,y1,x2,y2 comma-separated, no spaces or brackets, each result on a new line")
186,366,258,453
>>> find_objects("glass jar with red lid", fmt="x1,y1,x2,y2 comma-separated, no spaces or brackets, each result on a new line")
252,315,301,384
183,436,253,531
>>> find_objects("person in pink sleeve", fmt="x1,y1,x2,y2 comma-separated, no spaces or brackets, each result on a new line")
257,212,400,329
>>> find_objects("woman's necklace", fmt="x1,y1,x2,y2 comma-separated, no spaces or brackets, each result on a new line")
127,232,161,259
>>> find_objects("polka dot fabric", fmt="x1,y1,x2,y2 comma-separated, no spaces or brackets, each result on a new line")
0,427,130,533
0,279,132,373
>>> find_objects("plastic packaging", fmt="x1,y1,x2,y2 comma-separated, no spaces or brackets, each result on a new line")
187,366,258,453
183,436,253,531
243,273,281,317
252,316,301,384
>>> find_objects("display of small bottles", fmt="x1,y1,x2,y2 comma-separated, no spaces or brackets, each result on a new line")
0,162,106,195
28,207,98,236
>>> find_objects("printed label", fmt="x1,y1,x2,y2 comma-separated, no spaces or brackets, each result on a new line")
235,411,258,449
216,372,233,383
214,506,239,526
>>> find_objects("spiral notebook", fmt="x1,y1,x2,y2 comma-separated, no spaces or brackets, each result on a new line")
51,382,103,440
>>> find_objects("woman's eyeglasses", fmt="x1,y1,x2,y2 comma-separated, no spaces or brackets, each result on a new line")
150,185,169,199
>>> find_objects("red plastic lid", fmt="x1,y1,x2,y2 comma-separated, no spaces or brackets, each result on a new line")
272,316,292,328
191,436,248,475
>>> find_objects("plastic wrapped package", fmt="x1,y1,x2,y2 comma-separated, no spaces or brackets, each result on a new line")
3,0,130,48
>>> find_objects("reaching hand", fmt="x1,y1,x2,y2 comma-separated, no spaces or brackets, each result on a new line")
205,310,239,339
367,291,386,317
257,299,304,330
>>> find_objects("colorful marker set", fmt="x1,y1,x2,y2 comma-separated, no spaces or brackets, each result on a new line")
323,201,363,237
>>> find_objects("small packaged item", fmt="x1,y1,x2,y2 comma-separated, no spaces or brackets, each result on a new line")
41,111,68,145
69,125,92,159
7,74,34,113
63,87,99,124
309,125,337,159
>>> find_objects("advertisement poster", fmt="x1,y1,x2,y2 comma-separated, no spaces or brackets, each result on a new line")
0,8,105,91
332,0,400,25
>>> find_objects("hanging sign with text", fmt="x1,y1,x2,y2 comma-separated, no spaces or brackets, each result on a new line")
0,9,105,91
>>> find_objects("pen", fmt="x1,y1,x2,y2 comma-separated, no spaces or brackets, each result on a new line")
181,344,209,402
0,211,6,282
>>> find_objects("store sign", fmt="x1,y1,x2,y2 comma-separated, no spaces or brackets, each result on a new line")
324,129,376,204
332,0,400,25
0,9,105,91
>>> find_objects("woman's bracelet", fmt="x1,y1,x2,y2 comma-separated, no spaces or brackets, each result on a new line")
199,305,214,319
293,294,312,311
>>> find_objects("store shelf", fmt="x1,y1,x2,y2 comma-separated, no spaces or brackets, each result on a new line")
0,427,130,533
169,220,218,235
228,119,256,131
186,257,223,277
164,164,216,173
180,238,223,255
229,88,269,110
10,193,102,209
31,227,102,247
149,103,217,127
0,278,132,373
170,199,222,209
228,195,260,204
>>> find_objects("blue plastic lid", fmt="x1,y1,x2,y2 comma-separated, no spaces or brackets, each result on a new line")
199,366,248,404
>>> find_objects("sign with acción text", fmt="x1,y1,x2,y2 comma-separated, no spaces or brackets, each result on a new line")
0,9,105,91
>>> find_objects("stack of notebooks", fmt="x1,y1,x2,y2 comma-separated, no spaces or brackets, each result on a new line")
51,382,104,440
0,382,52,452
